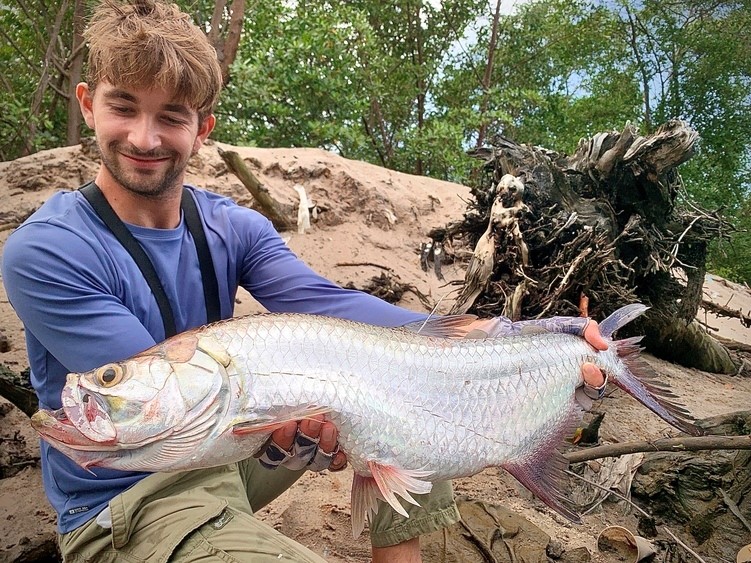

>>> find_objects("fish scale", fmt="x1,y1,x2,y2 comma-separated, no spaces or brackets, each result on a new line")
31,304,701,536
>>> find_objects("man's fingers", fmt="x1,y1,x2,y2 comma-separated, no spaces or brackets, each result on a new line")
318,422,338,453
584,320,608,351
299,416,324,439
261,417,345,472
329,450,348,472
582,362,605,388
271,421,298,451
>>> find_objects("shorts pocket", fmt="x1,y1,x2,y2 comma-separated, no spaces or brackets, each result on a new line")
108,480,228,562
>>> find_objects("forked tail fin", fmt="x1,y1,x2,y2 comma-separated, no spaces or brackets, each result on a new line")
601,305,703,436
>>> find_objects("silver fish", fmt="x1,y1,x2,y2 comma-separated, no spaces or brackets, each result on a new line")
31,304,700,535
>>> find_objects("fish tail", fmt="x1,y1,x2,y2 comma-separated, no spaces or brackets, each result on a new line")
611,335,703,436
595,303,701,436
598,303,649,338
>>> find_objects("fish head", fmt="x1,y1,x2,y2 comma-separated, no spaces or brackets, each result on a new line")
60,354,185,445
38,332,231,456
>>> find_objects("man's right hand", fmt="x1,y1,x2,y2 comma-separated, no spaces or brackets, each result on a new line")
257,415,348,472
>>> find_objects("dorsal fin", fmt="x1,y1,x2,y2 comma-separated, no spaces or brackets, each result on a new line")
599,304,649,338
403,315,480,338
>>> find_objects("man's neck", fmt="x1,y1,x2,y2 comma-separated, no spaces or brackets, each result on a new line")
94,171,182,229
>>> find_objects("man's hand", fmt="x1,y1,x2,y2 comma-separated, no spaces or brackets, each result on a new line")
582,319,608,397
257,415,348,472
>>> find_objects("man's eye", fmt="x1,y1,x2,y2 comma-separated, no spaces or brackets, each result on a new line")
111,106,132,114
163,116,186,125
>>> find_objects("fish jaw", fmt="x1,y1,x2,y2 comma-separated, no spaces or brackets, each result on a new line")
61,375,117,442
31,408,115,448
30,408,124,470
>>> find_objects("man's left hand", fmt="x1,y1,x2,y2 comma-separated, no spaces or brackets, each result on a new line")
581,319,607,395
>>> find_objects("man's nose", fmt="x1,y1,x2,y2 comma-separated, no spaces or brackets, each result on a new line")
128,116,161,151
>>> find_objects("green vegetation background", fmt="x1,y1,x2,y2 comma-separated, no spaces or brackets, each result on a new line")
2,0,749,282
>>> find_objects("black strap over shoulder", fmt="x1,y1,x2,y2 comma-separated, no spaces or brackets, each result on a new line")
180,188,221,326
80,182,221,338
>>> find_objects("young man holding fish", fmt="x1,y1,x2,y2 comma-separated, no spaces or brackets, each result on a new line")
2,1,609,561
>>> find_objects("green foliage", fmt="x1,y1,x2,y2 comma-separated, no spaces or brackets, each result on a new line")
215,1,372,154
3,0,750,281
0,1,76,159
624,0,751,281
212,0,483,180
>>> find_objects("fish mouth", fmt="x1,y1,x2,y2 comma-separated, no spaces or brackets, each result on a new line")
31,408,116,449
61,382,117,443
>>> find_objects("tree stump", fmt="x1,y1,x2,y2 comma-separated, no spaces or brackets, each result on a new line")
437,120,736,373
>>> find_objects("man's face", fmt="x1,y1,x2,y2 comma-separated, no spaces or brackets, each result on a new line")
77,82,214,198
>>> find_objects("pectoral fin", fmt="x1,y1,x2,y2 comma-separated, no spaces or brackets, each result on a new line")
231,405,331,435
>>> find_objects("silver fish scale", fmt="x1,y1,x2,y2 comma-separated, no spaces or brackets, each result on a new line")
205,314,598,480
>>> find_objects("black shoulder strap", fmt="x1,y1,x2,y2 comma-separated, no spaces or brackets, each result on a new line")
181,189,221,325
80,182,221,338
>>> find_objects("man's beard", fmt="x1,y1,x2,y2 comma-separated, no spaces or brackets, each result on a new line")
98,141,185,199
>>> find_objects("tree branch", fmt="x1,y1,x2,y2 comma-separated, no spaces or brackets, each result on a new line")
217,146,294,231
565,435,751,464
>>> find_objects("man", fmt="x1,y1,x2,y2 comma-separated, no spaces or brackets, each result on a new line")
2,1,608,561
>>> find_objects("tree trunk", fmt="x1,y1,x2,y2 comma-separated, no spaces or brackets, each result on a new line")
475,0,503,149
25,0,68,155
66,0,85,146
207,0,246,85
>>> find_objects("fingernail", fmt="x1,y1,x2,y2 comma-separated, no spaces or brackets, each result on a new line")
307,419,322,434
321,426,336,443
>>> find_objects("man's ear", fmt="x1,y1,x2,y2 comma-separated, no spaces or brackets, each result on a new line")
76,83,96,129
193,114,216,154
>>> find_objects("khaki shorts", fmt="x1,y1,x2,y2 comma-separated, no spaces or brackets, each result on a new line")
59,459,459,562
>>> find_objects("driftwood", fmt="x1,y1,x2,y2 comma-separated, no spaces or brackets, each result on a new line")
217,146,294,231
435,120,737,374
700,298,751,328
565,434,751,464
344,271,433,310
0,364,36,418
631,411,751,562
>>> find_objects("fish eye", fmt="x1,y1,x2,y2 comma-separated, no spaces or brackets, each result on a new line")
96,364,124,387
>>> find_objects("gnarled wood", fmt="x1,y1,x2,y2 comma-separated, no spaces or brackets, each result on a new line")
631,411,751,562
441,121,736,373
0,364,36,418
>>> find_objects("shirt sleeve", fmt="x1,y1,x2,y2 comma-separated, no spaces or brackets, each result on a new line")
2,222,157,375
237,216,427,327
477,316,590,337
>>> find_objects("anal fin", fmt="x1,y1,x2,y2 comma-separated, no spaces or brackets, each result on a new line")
502,449,581,524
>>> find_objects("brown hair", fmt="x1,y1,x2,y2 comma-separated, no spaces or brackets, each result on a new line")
84,0,223,120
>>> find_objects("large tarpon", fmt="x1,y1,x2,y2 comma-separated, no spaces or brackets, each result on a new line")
31,304,700,535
